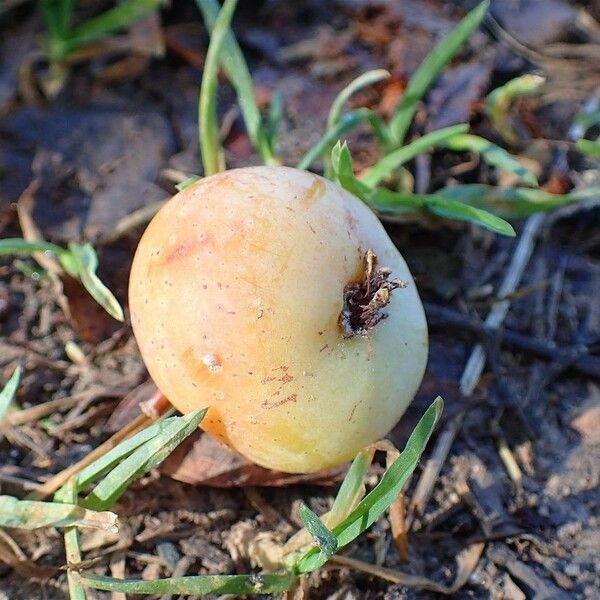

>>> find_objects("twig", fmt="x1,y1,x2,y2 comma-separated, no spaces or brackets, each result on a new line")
0,528,27,560
110,552,127,600
16,180,71,319
98,200,166,244
26,392,171,500
491,422,523,487
424,303,600,379
0,472,42,492
487,544,565,599
328,544,484,594
25,413,151,500
4,387,128,427
408,214,545,524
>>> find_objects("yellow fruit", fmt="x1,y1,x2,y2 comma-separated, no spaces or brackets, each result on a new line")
129,166,428,473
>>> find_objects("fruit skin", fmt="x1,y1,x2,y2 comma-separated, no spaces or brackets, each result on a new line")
129,166,428,473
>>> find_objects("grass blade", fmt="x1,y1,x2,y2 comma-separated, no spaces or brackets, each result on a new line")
424,195,515,236
574,110,600,136
295,398,444,574
58,480,87,600
67,243,124,322
0,495,117,531
39,0,63,39
266,92,284,157
0,238,66,258
38,0,72,56
362,124,469,187
388,0,489,146
80,571,297,595
333,145,515,235
331,142,373,198
486,74,545,143
58,0,75,38
175,175,201,191
198,0,238,176
0,239,123,320
327,69,390,131
372,188,515,236
81,409,206,511
297,109,387,171
298,504,338,559
486,74,545,123
324,448,373,528
437,184,600,218
577,139,600,158
441,133,538,186
65,0,164,54
196,0,275,164
74,415,174,490
0,366,22,424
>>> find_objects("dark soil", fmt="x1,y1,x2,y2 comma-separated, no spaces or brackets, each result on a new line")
1,1,600,599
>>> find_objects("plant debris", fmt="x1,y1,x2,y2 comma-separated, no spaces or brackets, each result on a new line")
339,249,406,337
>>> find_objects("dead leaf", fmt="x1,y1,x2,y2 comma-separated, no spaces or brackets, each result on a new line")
61,274,120,343
161,430,345,488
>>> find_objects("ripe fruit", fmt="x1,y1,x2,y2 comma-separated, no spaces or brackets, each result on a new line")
129,166,428,473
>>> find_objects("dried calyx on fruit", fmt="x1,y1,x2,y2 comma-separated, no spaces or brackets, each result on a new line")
339,249,407,338
129,166,428,473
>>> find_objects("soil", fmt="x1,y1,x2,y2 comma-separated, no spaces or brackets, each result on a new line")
1,1,600,599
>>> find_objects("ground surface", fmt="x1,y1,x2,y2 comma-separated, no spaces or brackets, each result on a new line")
1,0,600,598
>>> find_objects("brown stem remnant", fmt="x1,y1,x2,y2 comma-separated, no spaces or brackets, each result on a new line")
339,249,406,338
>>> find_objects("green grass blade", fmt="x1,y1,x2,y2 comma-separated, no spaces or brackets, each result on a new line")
437,183,600,219
425,196,515,236
333,145,515,235
324,449,373,528
297,109,377,171
577,139,600,158
0,239,123,320
298,504,338,558
295,398,444,574
371,188,514,236
80,571,297,595
175,175,202,191
266,92,284,157
198,0,238,176
388,0,489,146
0,495,117,531
327,69,390,130
0,366,22,424
486,74,545,125
81,409,206,511
67,243,124,322
58,0,74,37
0,238,67,259
196,0,275,164
74,416,173,490
59,480,87,600
39,0,63,40
441,133,538,186
363,124,469,187
574,110,600,136
65,0,164,53
331,142,373,198
38,0,73,54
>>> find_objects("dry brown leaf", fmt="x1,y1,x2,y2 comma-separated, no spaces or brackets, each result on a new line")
161,430,345,488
